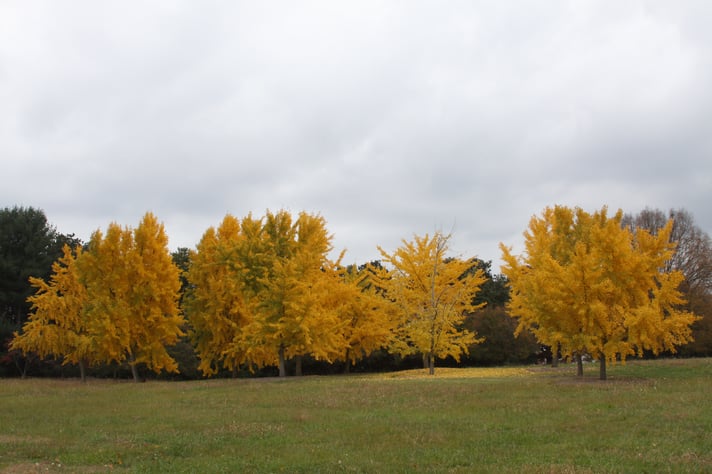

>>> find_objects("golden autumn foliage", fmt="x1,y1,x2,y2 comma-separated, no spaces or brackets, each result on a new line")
249,210,345,376
11,204,705,382
11,212,184,382
501,205,700,379
371,366,530,380
10,245,93,379
331,263,400,370
80,214,184,380
378,232,486,375
183,214,255,376
186,210,350,377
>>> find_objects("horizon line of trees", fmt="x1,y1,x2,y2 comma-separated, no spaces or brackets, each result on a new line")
1,204,711,381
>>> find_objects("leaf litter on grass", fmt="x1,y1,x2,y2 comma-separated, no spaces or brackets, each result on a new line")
369,366,531,380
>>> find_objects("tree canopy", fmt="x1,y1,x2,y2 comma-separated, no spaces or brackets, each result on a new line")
501,205,699,379
378,232,486,374
186,210,348,377
5,203,708,380
9,244,92,379
11,212,184,381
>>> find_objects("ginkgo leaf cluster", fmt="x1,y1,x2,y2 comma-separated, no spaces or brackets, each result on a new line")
185,210,413,377
11,213,184,381
10,244,92,378
377,232,486,375
500,205,699,379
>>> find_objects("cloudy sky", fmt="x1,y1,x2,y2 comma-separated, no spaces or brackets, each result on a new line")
2,1,710,270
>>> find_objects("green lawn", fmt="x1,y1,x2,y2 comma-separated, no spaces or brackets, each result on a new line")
1,359,710,473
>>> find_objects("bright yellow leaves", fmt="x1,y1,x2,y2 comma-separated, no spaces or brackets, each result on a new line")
185,212,477,377
252,211,343,376
183,214,253,376
22,204,696,382
186,211,347,377
501,205,699,379
185,220,482,377
12,213,184,382
378,232,486,375
334,263,400,371
10,245,91,379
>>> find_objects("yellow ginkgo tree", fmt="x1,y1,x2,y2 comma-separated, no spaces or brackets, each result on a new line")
184,214,264,375
10,245,93,381
378,232,486,375
12,213,184,382
186,210,348,377
246,210,345,376
501,205,699,380
80,213,185,381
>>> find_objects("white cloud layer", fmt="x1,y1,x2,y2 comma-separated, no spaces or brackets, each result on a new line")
2,1,711,270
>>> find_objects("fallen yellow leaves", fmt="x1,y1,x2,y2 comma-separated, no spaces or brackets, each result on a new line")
370,367,531,380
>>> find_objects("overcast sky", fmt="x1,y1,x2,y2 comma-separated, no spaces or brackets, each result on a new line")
2,1,710,270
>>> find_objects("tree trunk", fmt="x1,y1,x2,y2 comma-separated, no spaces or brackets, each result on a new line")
79,359,87,383
14,353,29,379
295,355,303,377
551,344,559,368
428,353,435,375
343,349,351,374
129,353,140,383
599,354,607,381
576,353,584,377
278,344,286,377
130,364,140,382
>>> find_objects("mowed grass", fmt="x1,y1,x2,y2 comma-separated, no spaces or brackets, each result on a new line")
0,359,710,473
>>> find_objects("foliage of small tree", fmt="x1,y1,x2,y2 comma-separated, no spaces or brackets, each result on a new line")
10,245,93,380
378,232,486,375
458,259,537,365
464,306,539,366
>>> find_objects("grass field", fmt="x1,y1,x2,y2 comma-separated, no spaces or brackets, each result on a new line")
0,359,710,473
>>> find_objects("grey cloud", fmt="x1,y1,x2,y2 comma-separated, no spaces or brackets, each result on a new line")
2,1,711,268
